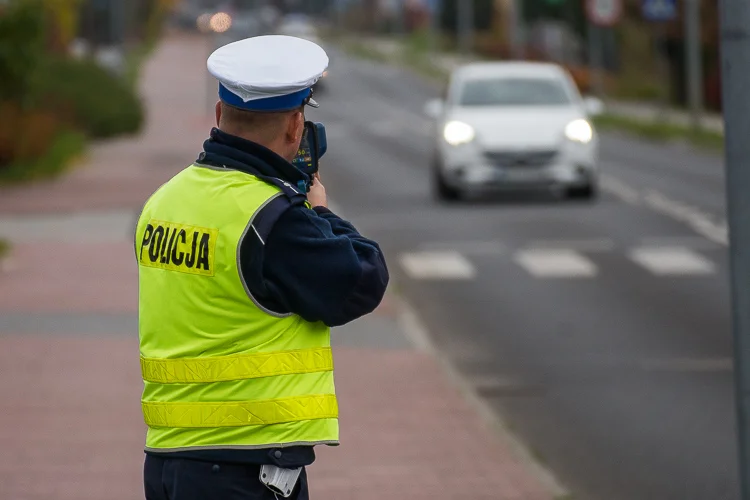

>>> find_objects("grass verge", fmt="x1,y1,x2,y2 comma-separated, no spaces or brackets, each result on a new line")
0,130,87,185
341,37,449,82
340,39,391,64
593,114,724,151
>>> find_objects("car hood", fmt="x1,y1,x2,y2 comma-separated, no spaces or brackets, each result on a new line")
446,106,586,150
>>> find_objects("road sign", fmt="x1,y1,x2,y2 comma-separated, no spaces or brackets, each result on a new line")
641,0,677,22
585,0,623,27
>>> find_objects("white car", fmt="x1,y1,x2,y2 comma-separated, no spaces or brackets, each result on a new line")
424,62,604,201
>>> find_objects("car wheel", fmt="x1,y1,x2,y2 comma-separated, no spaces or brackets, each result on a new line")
433,166,462,202
566,183,598,201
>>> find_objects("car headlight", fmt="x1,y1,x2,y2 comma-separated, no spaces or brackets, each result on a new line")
443,121,475,146
565,119,593,144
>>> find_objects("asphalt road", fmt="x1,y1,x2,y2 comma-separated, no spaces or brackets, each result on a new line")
309,47,738,500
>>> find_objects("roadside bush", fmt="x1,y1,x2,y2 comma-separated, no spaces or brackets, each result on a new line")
0,0,145,184
0,100,86,183
0,101,61,166
33,57,144,139
0,0,45,103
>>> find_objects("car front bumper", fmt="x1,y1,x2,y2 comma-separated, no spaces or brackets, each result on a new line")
438,141,598,191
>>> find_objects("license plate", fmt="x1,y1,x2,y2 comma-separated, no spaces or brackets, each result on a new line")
497,168,544,182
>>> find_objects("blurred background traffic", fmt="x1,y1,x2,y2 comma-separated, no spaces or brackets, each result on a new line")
0,1,739,500
0,0,721,187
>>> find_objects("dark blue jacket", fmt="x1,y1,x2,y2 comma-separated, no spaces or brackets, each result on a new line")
146,128,389,467
201,127,389,326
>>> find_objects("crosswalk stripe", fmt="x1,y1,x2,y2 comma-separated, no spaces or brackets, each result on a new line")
398,243,720,282
399,251,476,280
629,247,715,276
514,249,598,278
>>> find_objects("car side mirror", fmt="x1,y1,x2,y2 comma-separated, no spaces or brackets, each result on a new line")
424,99,445,119
583,96,605,117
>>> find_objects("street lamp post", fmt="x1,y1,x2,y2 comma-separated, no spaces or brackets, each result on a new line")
720,0,750,497
457,0,473,56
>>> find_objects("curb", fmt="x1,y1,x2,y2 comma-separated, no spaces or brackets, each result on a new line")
394,294,570,499
329,198,568,498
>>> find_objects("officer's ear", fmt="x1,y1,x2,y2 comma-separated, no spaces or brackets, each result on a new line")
285,108,305,145
215,101,222,127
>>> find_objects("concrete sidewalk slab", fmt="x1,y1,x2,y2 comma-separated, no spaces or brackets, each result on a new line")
0,336,143,500
0,242,138,314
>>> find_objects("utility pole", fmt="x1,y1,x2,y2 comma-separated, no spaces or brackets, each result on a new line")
508,0,524,59
394,0,405,35
335,0,345,34
457,0,474,56
684,0,703,131
587,20,604,97
721,0,750,498
428,0,442,54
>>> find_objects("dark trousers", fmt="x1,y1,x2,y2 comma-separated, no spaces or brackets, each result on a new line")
144,455,309,500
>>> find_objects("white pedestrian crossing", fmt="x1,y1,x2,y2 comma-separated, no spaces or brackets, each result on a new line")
628,247,716,276
513,249,598,278
399,251,476,280
398,241,721,281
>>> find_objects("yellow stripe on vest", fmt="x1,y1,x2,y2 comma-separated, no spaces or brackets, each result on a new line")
141,347,334,384
143,394,338,428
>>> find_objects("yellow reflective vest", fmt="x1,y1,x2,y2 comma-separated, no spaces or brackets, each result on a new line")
135,164,339,452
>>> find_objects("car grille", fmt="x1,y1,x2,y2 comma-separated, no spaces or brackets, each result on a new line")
483,149,558,167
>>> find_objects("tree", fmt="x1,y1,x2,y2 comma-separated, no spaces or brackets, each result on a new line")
44,0,84,52
0,0,45,103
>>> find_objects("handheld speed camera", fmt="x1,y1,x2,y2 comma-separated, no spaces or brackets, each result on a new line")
291,121,328,192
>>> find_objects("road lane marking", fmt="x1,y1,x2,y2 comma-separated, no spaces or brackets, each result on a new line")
600,174,728,247
600,174,641,205
642,190,728,246
629,247,716,276
514,249,597,278
399,251,476,280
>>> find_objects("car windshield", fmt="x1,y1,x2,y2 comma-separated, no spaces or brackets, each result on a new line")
458,77,572,107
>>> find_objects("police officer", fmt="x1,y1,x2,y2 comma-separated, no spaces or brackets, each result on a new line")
136,35,389,499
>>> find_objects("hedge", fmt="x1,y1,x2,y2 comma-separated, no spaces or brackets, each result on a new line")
33,57,144,139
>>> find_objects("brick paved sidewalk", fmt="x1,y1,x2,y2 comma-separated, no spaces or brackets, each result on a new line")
0,34,558,500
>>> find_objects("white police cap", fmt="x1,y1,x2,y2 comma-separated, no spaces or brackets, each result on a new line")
207,35,329,112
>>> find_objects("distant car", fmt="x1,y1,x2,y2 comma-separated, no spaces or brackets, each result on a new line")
424,62,604,201
276,17,330,90
228,11,261,38
277,16,319,43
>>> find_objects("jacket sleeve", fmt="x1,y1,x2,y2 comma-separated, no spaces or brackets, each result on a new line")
238,204,389,327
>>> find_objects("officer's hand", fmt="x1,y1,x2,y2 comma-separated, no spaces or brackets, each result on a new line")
308,172,328,209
